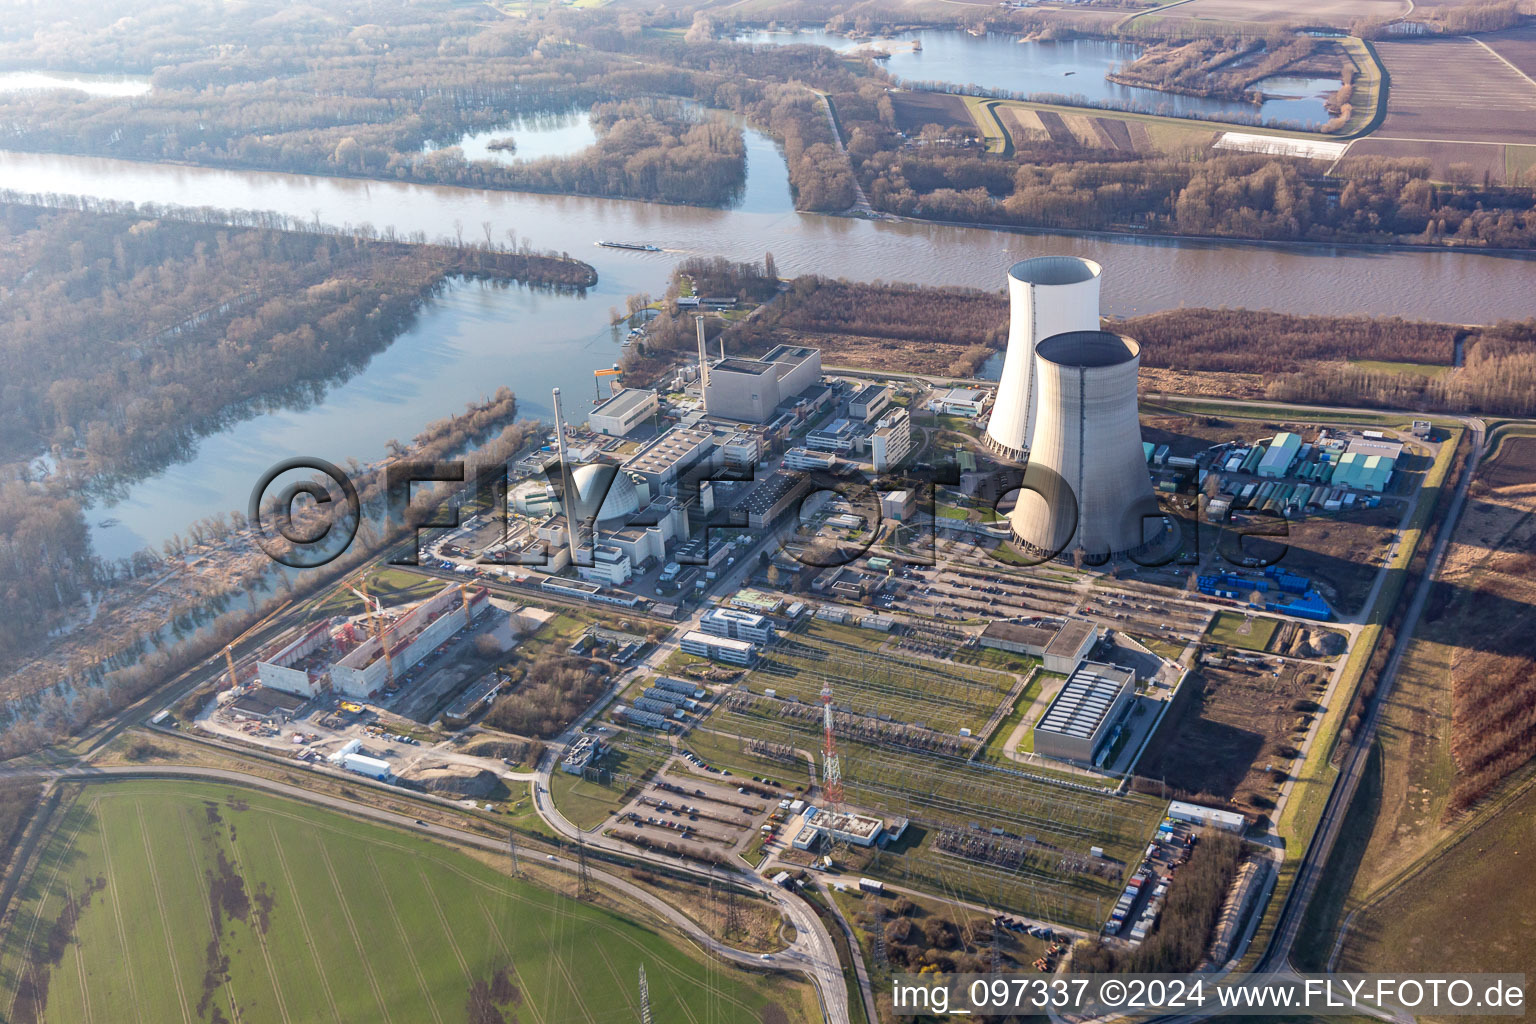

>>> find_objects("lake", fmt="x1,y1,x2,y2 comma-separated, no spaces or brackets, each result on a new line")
737,29,1335,128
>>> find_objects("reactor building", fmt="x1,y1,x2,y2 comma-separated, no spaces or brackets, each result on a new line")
985,256,1103,461
1007,330,1163,562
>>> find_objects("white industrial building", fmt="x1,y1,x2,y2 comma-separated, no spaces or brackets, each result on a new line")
1032,661,1135,764
792,807,885,849
986,256,1103,461
1008,331,1164,562
783,447,838,471
928,387,987,417
870,408,912,471
806,418,857,452
679,630,757,665
578,544,632,586
700,607,776,644
621,425,715,490
330,585,490,698
697,319,823,424
256,622,334,697
587,388,659,436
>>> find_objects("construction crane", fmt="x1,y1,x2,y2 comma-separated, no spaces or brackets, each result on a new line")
820,681,844,812
353,577,395,689
593,363,622,403
222,645,239,691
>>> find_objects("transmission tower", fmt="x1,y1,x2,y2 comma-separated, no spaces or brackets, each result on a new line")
723,886,743,940
507,829,521,876
638,964,653,1024
575,839,592,898
820,681,844,812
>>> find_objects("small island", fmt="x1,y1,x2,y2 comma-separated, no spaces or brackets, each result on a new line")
485,135,517,153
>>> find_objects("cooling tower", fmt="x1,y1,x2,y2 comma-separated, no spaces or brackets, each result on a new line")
985,257,1103,461
1008,331,1163,562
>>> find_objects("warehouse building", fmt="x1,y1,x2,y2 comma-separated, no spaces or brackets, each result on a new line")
621,425,715,490
587,388,658,436
1257,432,1302,478
739,469,814,529
978,616,1098,674
1031,661,1134,764
679,630,757,665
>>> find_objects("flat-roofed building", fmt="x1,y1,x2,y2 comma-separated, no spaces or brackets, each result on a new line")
795,808,885,848
577,544,632,586
621,424,715,490
870,408,912,470
700,606,776,644
880,489,915,521
978,616,1098,674
703,345,822,424
783,447,837,471
806,418,857,452
587,388,659,436
1032,661,1134,764
849,383,892,422
929,387,987,417
679,630,757,665
741,469,814,529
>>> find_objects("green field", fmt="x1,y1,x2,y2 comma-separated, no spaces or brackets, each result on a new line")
1206,611,1281,652
0,781,814,1024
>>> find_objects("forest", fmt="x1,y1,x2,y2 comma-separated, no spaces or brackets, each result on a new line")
1073,833,1244,973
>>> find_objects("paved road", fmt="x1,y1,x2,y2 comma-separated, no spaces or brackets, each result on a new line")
1261,418,1485,971
4,761,849,1022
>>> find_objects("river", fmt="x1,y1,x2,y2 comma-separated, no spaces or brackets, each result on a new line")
1,127,1531,560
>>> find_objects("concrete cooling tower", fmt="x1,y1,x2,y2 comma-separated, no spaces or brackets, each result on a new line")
985,256,1102,461
1008,331,1163,562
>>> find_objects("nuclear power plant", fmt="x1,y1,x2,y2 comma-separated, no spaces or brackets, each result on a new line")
985,256,1103,461
1007,330,1163,561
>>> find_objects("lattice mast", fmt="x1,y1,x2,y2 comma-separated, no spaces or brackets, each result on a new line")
820,681,844,811
638,965,653,1024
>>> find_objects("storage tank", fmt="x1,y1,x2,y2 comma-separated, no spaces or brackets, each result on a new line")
1008,331,1164,562
985,257,1103,461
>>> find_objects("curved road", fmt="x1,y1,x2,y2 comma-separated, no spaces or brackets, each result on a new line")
1,760,850,1024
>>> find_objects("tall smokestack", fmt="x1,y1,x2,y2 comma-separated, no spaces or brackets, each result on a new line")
986,257,1102,461
696,316,711,387
551,387,580,566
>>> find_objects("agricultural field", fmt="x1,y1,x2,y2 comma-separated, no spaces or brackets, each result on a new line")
1370,37,1536,144
1483,22,1536,79
1138,658,1326,819
1150,0,1408,25
888,90,974,133
690,702,1167,928
1334,779,1536,1024
0,781,814,1024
